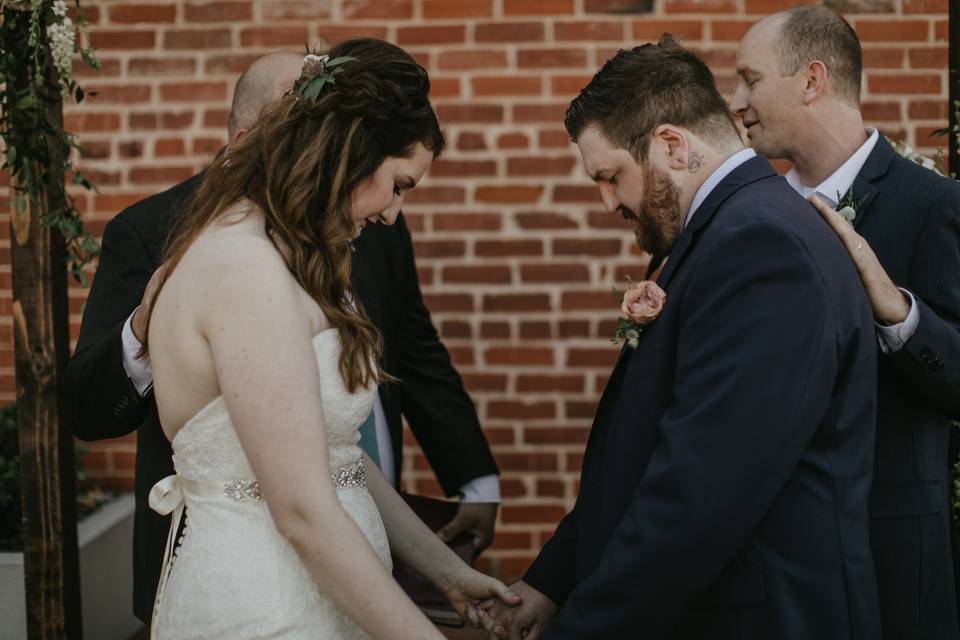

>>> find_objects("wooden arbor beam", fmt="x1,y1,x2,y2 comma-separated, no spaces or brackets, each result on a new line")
9,41,83,640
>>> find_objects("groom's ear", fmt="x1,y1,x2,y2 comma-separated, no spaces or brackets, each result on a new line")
652,125,690,172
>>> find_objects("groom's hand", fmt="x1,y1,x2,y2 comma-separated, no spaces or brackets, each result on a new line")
478,580,557,640
437,502,498,554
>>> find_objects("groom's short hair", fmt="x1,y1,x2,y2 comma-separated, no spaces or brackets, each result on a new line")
564,34,738,160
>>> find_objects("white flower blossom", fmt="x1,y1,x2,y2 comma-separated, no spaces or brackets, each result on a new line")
46,13,75,99
51,0,67,17
836,206,856,224
891,138,944,176
304,53,329,66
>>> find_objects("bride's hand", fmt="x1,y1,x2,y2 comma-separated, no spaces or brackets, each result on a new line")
439,566,521,628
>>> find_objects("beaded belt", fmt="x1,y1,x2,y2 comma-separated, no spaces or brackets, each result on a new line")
331,457,366,488
219,458,366,500
147,457,366,630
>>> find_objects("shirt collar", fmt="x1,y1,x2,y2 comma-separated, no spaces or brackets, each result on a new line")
784,127,879,206
684,148,757,228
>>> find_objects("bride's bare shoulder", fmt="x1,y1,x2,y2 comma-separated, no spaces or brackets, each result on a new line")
185,202,294,297
191,202,280,264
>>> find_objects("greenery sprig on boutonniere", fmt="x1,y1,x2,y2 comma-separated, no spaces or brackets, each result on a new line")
834,188,868,225
611,277,666,349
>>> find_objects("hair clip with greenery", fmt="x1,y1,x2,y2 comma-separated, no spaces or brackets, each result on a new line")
299,54,357,102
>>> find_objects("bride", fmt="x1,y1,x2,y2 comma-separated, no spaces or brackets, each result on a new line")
142,38,518,639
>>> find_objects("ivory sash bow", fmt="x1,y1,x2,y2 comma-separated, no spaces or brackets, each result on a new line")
148,474,260,630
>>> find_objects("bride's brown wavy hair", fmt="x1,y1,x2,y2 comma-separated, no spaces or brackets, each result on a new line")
142,38,445,392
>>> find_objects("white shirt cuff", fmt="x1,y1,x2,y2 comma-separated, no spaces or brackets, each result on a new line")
122,310,154,396
459,474,501,503
876,289,919,354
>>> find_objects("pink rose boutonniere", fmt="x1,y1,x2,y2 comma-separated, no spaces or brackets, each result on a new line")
612,279,667,349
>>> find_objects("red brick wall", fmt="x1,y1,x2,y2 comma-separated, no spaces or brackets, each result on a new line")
2,0,951,580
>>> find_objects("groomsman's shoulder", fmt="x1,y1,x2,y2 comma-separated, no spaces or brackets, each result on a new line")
872,155,960,243
885,153,960,209
109,173,201,246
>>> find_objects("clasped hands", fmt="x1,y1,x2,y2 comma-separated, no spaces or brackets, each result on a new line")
471,580,558,640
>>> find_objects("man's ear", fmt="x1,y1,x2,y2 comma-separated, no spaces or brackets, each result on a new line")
230,127,249,146
801,60,827,106
652,125,689,171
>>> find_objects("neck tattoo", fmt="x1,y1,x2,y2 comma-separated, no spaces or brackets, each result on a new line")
687,152,703,174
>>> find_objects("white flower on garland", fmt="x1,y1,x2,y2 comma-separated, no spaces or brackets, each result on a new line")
46,0,75,100
890,138,944,176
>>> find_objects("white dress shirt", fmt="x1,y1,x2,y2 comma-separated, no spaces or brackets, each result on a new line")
784,128,918,353
122,312,500,502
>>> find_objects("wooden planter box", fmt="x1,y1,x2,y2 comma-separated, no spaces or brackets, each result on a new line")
0,494,141,640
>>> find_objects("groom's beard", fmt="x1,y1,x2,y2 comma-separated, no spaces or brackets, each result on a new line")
621,166,684,259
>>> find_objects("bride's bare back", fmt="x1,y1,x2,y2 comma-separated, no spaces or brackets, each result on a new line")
148,203,329,440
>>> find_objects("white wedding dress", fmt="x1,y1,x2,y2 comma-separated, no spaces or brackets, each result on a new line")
149,329,391,639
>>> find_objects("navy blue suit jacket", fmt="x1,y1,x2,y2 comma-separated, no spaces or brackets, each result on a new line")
852,136,960,638
525,156,881,639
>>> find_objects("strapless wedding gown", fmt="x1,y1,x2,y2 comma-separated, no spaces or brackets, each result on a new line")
149,329,391,639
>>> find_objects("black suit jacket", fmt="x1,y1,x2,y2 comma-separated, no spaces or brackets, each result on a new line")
60,175,498,622
851,136,960,638
524,156,881,639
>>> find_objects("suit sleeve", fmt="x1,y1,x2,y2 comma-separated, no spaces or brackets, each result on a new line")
523,497,581,607
392,216,499,497
60,216,155,441
887,182,960,417
543,222,845,638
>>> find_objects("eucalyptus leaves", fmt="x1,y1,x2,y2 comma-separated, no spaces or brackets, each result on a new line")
1,0,100,284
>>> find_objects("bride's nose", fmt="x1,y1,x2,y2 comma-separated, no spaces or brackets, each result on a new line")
381,204,402,225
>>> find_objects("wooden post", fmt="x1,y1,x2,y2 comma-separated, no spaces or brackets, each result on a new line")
949,0,958,175
10,56,83,640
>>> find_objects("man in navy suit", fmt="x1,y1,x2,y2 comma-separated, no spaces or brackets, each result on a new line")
480,35,880,639
733,7,960,637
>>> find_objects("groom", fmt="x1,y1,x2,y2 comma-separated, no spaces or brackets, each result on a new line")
482,36,880,639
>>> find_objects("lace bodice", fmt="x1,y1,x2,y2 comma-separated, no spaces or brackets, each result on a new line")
150,329,389,640
170,329,376,479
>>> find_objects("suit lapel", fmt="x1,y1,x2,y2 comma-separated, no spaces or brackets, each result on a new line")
656,155,779,290
851,135,895,232
585,157,778,458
